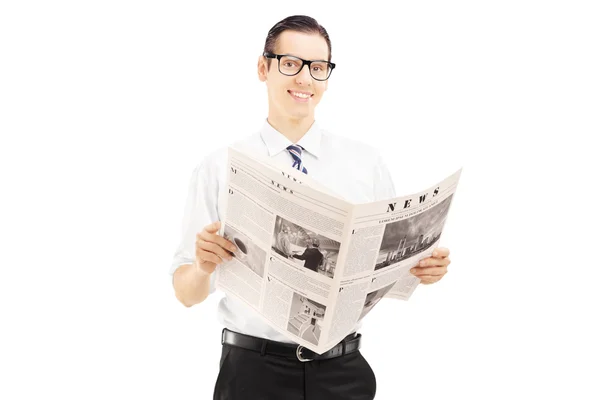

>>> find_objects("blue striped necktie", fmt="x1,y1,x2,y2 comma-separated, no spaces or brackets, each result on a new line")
286,144,308,174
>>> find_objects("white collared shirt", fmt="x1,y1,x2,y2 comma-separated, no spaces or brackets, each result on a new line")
170,119,396,343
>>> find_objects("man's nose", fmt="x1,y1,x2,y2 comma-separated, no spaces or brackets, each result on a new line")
295,64,312,86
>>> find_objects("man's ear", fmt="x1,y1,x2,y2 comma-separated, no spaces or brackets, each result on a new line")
257,55,268,82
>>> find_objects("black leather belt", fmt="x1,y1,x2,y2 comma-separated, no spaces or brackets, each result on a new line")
221,328,361,362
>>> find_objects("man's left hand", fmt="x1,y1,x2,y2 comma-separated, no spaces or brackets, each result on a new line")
410,247,451,285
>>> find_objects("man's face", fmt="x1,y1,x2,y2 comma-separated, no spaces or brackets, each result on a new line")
258,30,329,121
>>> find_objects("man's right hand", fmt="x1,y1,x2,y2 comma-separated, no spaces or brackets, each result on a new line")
194,221,237,276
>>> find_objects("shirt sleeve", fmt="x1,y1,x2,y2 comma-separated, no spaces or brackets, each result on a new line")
169,159,220,295
373,151,397,201
293,250,308,260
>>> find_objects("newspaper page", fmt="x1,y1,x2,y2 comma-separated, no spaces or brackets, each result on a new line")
216,148,355,354
323,170,461,347
216,147,461,353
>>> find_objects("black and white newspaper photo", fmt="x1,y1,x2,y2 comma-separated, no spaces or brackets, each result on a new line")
272,215,340,279
222,223,267,278
358,282,396,321
376,194,453,271
287,292,327,346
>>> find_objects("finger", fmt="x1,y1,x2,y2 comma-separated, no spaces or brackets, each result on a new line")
417,273,442,282
410,266,447,276
432,247,450,258
198,230,238,253
418,276,439,285
198,239,233,261
203,221,221,234
418,257,450,268
196,249,224,265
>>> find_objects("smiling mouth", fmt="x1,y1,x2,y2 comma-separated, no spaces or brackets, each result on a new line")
288,90,313,99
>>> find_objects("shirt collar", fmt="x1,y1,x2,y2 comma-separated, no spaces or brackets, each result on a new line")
260,119,322,159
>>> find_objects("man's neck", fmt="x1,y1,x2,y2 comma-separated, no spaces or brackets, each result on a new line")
267,115,314,144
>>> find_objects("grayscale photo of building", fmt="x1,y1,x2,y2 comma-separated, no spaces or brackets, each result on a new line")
375,194,453,271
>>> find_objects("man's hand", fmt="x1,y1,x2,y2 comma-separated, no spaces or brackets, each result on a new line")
410,247,451,285
194,221,237,276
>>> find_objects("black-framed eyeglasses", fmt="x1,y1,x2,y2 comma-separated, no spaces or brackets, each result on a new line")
263,52,335,81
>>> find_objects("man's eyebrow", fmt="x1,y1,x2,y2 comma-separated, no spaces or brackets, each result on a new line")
281,53,329,62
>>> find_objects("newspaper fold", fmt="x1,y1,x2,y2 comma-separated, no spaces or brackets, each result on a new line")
216,147,462,354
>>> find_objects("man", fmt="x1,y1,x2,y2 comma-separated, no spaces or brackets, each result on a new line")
170,15,451,400
276,225,293,257
292,237,324,272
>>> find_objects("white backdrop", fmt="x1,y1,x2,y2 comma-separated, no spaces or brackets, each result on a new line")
1,1,599,399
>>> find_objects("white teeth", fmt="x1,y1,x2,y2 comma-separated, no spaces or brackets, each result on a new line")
290,91,310,99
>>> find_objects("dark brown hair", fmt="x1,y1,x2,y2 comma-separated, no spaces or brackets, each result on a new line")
263,15,332,69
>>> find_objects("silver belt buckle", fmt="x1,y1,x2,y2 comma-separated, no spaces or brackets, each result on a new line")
296,345,313,362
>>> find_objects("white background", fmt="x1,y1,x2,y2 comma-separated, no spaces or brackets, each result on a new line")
1,1,599,399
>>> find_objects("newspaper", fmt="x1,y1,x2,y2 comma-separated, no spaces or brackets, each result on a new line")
216,147,462,354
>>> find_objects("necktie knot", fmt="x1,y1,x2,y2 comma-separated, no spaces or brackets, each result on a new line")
286,145,308,174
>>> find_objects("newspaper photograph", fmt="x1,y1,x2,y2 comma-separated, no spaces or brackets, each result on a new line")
215,147,461,353
272,215,339,279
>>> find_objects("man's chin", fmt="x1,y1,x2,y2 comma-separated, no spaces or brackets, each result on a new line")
287,109,312,120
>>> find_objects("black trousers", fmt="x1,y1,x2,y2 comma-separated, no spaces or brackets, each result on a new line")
213,342,377,400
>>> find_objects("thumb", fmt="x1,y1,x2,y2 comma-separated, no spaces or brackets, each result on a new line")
204,221,221,234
